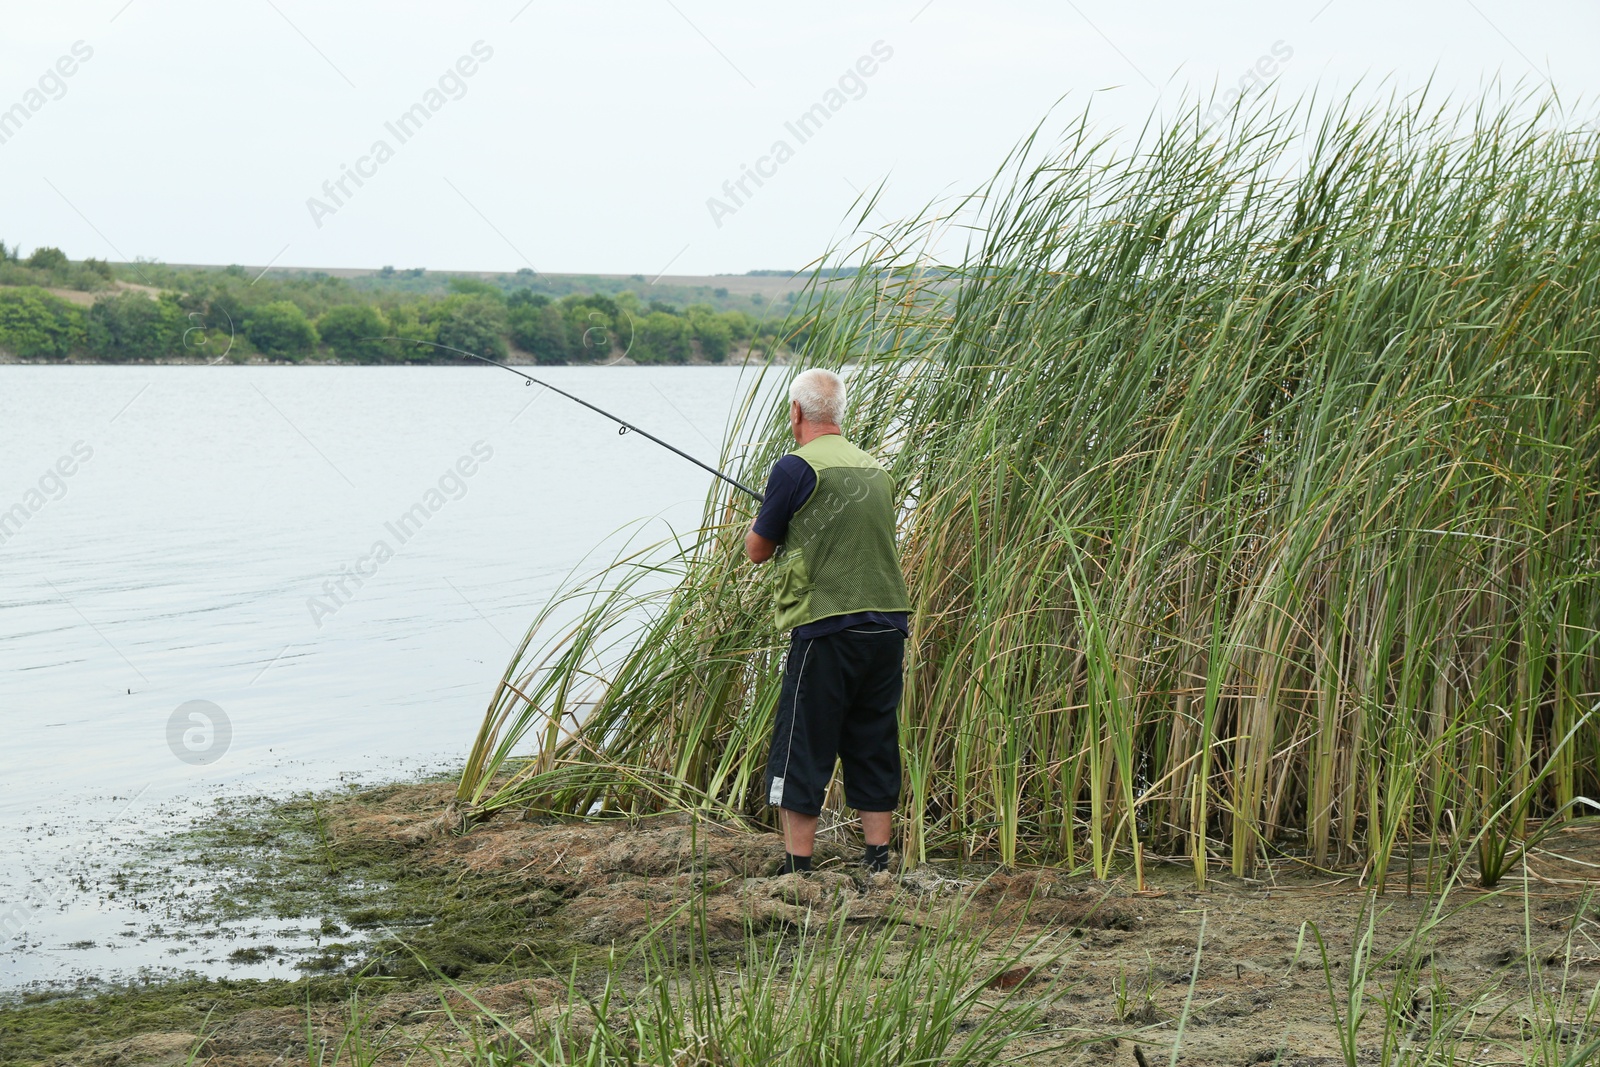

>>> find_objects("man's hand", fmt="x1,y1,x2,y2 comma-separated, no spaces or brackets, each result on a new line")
746,528,778,564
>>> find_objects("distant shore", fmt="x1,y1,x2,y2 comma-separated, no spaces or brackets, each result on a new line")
0,343,783,368
0,257,806,367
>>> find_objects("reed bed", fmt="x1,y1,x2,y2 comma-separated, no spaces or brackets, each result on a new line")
461,93,1600,887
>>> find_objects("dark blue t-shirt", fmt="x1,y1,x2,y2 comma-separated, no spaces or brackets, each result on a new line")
753,451,910,639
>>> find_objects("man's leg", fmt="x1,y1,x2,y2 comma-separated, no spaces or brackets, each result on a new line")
838,626,906,871
781,808,821,857
764,633,844,872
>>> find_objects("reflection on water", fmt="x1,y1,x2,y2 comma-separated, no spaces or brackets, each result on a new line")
0,365,760,990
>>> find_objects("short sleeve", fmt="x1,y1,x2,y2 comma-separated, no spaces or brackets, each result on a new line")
751,454,817,543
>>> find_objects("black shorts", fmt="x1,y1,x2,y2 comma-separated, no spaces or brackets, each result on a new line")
764,625,905,817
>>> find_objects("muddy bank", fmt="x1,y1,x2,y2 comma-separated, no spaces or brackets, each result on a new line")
5,782,1600,1066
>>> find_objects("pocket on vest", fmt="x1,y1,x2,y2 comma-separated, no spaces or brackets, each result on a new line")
774,547,812,618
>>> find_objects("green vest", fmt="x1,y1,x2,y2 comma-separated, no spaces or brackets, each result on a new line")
773,435,910,631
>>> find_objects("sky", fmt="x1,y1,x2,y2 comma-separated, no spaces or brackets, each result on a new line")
1,0,1595,277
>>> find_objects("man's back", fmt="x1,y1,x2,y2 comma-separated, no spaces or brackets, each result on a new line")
771,435,909,632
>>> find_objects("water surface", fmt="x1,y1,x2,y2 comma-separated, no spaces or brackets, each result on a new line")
0,365,761,990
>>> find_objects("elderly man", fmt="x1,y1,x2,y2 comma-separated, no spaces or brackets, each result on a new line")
745,368,910,874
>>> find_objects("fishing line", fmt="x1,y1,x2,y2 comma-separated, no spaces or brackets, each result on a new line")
366,337,764,503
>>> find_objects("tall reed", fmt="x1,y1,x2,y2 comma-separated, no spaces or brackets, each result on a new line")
461,91,1600,884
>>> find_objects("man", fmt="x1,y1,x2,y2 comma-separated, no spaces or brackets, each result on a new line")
745,367,910,874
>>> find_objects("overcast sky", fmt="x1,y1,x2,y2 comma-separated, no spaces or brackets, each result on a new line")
2,1,1595,276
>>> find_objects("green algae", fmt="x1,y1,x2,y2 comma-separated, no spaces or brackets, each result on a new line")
0,975,349,1066
0,781,590,1066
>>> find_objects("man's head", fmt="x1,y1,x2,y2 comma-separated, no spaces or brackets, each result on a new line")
789,368,846,442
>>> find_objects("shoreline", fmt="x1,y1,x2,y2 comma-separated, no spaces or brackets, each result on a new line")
6,777,1598,1065
0,350,785,369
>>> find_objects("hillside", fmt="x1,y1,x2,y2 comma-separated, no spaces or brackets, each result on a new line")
147,263,816,316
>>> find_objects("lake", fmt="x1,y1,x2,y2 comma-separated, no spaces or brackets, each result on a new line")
0,365,764,991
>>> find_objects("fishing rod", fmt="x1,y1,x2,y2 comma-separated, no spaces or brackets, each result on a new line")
368,337,764,503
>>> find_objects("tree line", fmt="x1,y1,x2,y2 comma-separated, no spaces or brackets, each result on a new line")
0,246,788,364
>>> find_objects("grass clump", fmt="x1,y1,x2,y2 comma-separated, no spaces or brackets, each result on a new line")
281,900,1066,1067
461,91,1600,889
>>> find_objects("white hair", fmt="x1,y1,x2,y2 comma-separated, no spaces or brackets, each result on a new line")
789,368,846,426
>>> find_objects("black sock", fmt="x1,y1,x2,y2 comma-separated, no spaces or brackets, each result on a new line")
782,852,812,874
863,843,890,872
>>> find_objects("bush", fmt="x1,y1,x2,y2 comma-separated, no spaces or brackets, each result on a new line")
0,287,86,359
433,294,507,360
633,310,689,364
573,311,614,361
561,295,618,362
316,304,390,362
26,247,68,272
720,310,754,341
446,277,505,300
687,304,732,362
509,302,570,364
0,261,35,287
244,300,319,359
87,292,184,361
507,290,550,311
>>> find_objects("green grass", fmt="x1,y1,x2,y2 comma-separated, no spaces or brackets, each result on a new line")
460,90,1600,890
424,900,1065,1067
